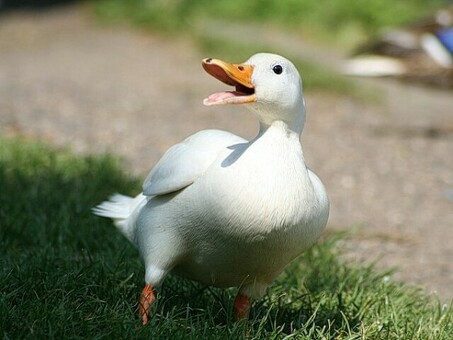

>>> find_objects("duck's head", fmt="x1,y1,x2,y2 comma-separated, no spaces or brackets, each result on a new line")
202,53,306,133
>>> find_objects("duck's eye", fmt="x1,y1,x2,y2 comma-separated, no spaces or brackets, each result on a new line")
272,65,283,75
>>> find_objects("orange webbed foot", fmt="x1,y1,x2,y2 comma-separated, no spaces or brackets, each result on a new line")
139,283,156,325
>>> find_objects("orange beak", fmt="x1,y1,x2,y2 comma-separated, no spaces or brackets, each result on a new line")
202,58,256,106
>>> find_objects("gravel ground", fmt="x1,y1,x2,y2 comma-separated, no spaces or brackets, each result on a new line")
1,5,452,301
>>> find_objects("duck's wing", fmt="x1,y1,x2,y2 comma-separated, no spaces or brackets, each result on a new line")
143,129,247,197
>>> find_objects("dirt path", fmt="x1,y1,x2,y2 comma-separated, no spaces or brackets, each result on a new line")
1,5,452,301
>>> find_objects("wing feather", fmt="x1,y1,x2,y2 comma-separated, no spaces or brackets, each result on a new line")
143,129,246,196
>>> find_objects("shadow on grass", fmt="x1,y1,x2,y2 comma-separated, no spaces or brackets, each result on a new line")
1,138,450,339
0,138,143,337
0,0,80,11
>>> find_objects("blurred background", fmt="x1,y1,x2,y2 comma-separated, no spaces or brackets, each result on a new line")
1,0,452,303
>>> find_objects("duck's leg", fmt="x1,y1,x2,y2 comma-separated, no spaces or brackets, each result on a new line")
139,283,155,325
138,264,169,325
233,292,251,320
233,282,269,320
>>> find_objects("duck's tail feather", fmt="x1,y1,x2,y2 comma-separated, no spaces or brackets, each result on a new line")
92,193,146,243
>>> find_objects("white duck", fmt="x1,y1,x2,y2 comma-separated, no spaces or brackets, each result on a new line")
93,53,329,325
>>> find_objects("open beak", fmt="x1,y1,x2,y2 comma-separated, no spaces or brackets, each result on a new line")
202,58,256,106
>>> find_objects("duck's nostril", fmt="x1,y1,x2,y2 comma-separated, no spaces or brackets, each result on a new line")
205,58,212,63
238,66,244,71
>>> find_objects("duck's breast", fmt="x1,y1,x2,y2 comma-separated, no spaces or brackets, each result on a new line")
173,126,328,285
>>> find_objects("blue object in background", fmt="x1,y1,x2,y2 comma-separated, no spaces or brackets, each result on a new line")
436,28,453,55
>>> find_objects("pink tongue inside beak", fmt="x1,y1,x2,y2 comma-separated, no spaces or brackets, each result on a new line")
203,91,252,106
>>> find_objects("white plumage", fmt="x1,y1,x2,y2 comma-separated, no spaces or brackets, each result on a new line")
94,53,329,324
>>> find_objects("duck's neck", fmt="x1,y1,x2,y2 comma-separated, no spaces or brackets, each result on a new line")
251,119,309,181
255,120,304,156
252,100,306,136
257,111,306,138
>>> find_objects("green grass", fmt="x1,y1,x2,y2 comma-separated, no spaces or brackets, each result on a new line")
93,0,448,47
1,137,452,339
